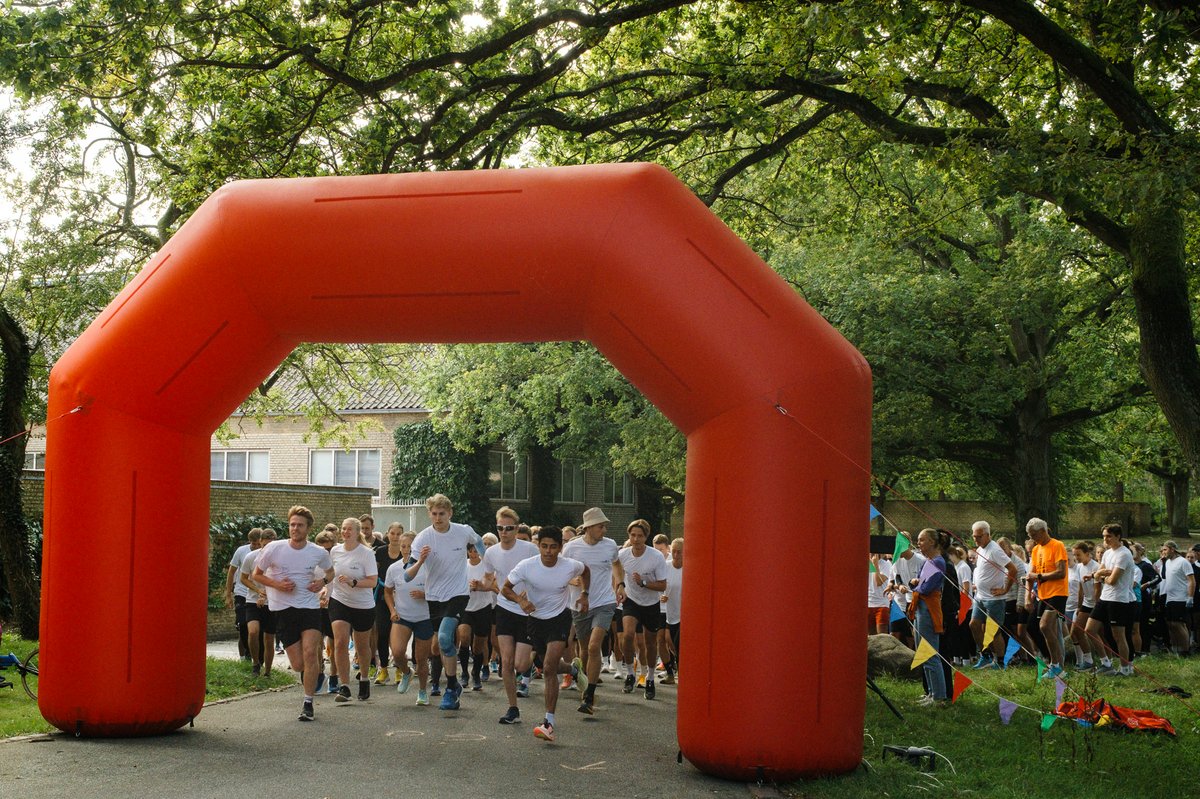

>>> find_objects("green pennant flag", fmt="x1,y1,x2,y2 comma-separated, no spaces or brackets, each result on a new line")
869,558,878,574
892,532,912,561
1040,713,1056,731
1035,658,1046,683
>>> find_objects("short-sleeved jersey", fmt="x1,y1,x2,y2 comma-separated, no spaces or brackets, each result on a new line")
1030,537,1069,599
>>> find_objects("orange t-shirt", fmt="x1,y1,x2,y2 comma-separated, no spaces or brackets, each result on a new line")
1030,538,1069,599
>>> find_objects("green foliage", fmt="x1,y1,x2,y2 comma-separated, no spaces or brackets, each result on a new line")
207,512,285,605
390,420,491,532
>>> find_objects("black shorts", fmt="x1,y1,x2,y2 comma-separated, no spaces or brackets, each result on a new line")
274,607,322,648
320,607,333,638
622,599,663,633
495,606,531,645
1092,599,1136,627
527,609,573,653
394,617,434,641
1003,600,1018,630
1035,595,1067,619
234,595,247,629
245,602,276,634
462,606,495,638
328,598,376,632
427,595,470,628
1165,601,1192,623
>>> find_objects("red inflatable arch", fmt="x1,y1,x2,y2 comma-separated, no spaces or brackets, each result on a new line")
41,164,870,780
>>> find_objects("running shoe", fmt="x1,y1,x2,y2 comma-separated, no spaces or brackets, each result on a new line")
298,701,314,722
375,667,390,686
601,657,612,674
358,680,371,701
499,706,521,725
661,672,675,685
644,678,656,700
430,684,442,697
561,674,574,690
516,679,530,699
415,689,429,706
314,672,326,694
335,684,352,703
1044,664,1064,680
1095,666,1120,677
623,673,636,694
440,683,461,710
397,669,412,694
481,662,491,682
472,677,483,692
533,719,555,741
971,654,994,669
577,700,594,716
327,675,340,694
251,663,261,677
1074,660,1094,672
572,658,588,696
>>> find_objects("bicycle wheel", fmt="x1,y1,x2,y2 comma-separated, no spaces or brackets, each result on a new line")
21,648,37,700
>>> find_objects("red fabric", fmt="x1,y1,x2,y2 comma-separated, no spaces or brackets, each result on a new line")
957,592,972,625
1055,698,1176,736
952,672,972,703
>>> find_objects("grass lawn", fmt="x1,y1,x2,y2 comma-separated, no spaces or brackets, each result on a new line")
1,630,293,738
789,656,1200,798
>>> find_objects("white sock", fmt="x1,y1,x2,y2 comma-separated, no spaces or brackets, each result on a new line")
545,712,555,726
1073,645,1084,661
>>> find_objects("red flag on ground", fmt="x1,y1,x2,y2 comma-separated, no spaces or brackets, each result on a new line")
952,672,972,703
957,592,972,625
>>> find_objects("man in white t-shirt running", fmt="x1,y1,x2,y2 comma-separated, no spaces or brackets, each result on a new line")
502,526,590,743
562,506,621,715
403,493,486,711
252,506,334,721
483,506,539,724
225,528,263,661
617,519,668,700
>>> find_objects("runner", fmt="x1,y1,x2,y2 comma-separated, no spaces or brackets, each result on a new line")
462,542,495,691
617,519,668,700
482,506,539,724
663,538,683,680
562,507,621,715
327,517,379,702
383,531,433,705
373,522,406,686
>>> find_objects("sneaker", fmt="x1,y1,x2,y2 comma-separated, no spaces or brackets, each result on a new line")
298,701,314,721
335,684,352,703
499,706,521,725
415,689,429,706
623,673,636,694
1074,660,1094,672
1096,666,1119,676
397,670,413,694
577,699,594,715
358,680,371,701
327,675,340,694
430,684,442,697
601,657,612,674
644,678,656,700
481,663,490,683
516,680,530,699
661,672,676,685
472,677,483,692
571,657,587,694
561,674,574,690
971,654,994,669
533,719,555,741
251,663,261,677
1043,665,1064,680
916,694,937,706
440,683,461,710
375,667,390,686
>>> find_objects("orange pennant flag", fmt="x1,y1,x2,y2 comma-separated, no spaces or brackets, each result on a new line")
911,639,937,669
957,592,972,625
952,671,972,703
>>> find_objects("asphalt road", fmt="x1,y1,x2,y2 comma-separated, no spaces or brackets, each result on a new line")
1,662,750,799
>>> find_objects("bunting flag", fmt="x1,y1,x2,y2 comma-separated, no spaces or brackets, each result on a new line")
952,672,972,703
892,531,912,561
957,593,972,625
869,558,877,573
983,617,999,648
1055,676,1067,708
1035,657,1047,682
911,638,937,668
1003,635,1020,666
889,600,906,624
1040,713,1057,731
870,504,881,520
999,699,1018,725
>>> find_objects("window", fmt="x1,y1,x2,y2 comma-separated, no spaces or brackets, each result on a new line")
603,470,635,505
554,458,585,503
310,449,381,494
488,450,528,500
24,451,46,471
211,450,269,482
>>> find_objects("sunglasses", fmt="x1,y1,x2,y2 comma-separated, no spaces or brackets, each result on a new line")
497,525,517,532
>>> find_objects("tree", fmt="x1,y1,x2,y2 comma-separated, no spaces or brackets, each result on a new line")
390,419,492,531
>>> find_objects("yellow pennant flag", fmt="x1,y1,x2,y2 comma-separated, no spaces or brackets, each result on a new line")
983,617,999,648
911,638,937,668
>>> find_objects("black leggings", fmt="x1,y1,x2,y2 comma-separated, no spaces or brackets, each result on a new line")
375,601,391,666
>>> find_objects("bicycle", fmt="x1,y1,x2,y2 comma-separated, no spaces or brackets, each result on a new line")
0,648,38,700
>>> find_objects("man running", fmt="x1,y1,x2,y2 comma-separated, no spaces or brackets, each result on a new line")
404,494,485,711
617,519,668,699
483,506,539,724
1025,517,1069,680
252,506,334,721
502,526,590,742
562,507,621,715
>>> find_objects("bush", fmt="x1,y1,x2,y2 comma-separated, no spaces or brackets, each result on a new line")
391,420,491,531
208,512,286,606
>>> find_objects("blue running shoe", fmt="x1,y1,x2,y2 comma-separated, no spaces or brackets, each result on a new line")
971,654,993,669
440,683,461,710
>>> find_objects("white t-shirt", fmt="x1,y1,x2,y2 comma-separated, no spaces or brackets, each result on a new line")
562,535,621,607
955,560,972,592
1099,546,1135,604
1066,563,1082,614
411,522,480,602
329,542,378,610
467,559,494,611
892,551,926,588
230,544,253,599
240,548,267,603
483,539,539,616
254,539,333,611
665,561,683,625
972,540,1012,597
1076,559,1100,608
618,547,668,607
1163,556,1194,602
868,559,892,609
506,556,585,620
384,559,429,621
1010,558,1027,606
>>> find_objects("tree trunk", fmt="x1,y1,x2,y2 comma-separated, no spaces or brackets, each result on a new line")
1009,389,1058,536
1166,471,1190,537
0,306,35,636
527,444,555,526
1130,203,1200,475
